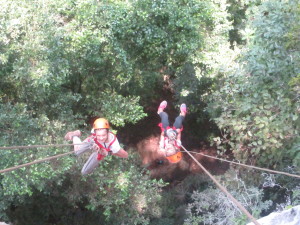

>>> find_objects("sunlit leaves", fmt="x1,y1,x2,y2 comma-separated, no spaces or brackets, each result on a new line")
208,0,300,166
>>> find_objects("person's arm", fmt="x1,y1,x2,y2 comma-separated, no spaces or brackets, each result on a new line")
112,148,128,158
175,130,182,148
176,131,181,142
159,131,165,147
110,136,128,158
156,132,167,157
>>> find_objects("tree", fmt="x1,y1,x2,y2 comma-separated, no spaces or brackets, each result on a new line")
184,169,272,225
0,0,218,223
207,0,300,167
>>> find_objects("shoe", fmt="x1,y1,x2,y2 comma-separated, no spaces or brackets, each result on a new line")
180,103,187,116
157,100,167,114
64,130,81,141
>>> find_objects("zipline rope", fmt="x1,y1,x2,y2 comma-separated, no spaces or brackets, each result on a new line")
184,151,300,179
0,151,74,174
0,143,84,150
181,145,261,225
0,140,294,224
1,142,299,179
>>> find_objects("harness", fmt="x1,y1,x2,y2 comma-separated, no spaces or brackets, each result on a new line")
93,132,117,160
158,123,183,135
164,137,181,149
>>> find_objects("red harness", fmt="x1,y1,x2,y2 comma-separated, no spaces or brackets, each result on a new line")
164,137,181,149
158,123,184,132
92,132,117,160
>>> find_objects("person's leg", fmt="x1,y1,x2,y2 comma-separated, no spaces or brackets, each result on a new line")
173,103,187,129
157,100,167,114
65,130,81,141
180,103,187,116
73,137,93,156
157,100,170,131
159,112,170,130
65,130,99,175
173,115,185,129
173,103,187,141
81,152,100,175
65,130,92,153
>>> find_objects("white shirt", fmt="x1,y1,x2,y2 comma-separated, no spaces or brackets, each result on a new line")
90,130,121,154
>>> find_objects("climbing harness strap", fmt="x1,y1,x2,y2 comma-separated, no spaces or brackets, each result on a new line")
163,137,180,149
158,123,171,132
93,132,117,160
158,123,184,133
162,137,182,163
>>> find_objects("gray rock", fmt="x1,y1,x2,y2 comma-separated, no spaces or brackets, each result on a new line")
247,205,300,225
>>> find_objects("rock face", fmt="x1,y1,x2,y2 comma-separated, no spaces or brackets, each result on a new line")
247,205,300,225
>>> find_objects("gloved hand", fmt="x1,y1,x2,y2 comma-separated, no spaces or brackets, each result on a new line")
92,144,108,156
99,148,108,156
92,143,100,151
166,129,177,140
175,140,182,148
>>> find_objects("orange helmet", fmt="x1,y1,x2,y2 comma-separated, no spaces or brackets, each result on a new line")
166,151,182,163
93,118,110,129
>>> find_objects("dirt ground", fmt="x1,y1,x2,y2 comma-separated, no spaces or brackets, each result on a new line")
135,134,228,183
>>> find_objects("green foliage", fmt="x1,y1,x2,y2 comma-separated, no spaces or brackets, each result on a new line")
171,0,236,140
257,171,300,213
1,0,215,223
291,186,300,206
0,0,71,108
184,169,272,225
79,154,166,225
0,0,147,125
112,0,210,67
1,152,166,225
226,0,262,47
226,0,248,47
0,103,80,192
1,0,299,223
106,0,219,106
0,102,82,221
207,0,300,166
85,92,147,127
149,174,213,225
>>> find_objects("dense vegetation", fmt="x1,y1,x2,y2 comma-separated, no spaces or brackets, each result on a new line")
0,0,299,224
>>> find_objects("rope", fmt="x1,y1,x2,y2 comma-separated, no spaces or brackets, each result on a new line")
0,151,74,174
181,145,261,225
186,151,300,179
0,143,84,150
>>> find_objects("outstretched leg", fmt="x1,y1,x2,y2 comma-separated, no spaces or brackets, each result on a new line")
173,103,187,130
159,112,170,131
173,104,187,144
81,152,100,175
157,100,170,131
173,116,185,130
65,130,93,155
65,130,100,175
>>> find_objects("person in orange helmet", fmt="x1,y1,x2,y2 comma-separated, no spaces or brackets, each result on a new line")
64,118,128,175
157,101,187,163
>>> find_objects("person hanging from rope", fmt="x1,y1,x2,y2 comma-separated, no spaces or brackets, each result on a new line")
157,100,187,163
64,118,128,175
